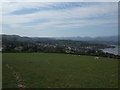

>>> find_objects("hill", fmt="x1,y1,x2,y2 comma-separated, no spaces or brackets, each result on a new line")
2,34,119,59
55,36,118,45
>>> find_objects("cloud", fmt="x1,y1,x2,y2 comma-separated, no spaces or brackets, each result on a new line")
2,2,56,14
1,0,119,2
2,2,118,33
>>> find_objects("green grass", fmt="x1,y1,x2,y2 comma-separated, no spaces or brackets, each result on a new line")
2,53,118,88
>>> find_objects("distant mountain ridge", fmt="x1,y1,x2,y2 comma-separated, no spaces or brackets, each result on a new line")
1,34,118,45
54,36,118,42
1,34,54,41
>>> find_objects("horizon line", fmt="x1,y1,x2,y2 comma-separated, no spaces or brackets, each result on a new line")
0,33,118,38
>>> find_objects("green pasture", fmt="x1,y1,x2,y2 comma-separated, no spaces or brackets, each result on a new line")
2,53,118,88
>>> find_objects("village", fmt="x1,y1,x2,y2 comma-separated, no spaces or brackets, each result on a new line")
2,35,120,59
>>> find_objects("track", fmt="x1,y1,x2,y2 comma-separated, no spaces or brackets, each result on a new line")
5,64,26,89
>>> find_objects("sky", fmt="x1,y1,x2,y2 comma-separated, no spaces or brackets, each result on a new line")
1,2,118,37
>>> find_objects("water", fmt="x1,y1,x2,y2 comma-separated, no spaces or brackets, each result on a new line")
101,45,119,55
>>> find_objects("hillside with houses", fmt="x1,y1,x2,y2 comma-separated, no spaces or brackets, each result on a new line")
1,35,119,59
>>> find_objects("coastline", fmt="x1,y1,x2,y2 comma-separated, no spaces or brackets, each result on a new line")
100,45,119,55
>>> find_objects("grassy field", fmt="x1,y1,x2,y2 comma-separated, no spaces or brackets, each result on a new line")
2,53,118,88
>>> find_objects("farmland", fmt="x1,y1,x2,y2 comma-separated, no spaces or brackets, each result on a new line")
2,53,118,88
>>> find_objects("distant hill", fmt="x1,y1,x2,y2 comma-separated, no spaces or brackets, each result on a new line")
54,36,118,41
54,36,118,45
1,34,118,45
2,34,119,58
1,34,54,42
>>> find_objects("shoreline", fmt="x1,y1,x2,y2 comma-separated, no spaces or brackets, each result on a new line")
100,45,119,55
